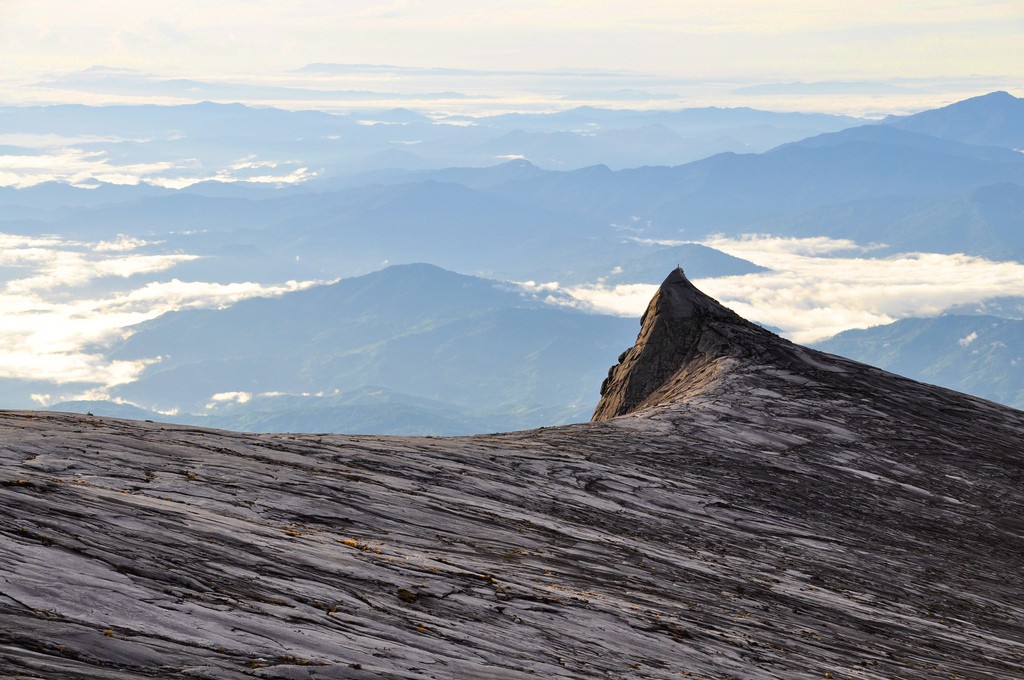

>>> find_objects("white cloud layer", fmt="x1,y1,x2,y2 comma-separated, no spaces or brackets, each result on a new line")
0,232,322,400
6,230,1023,407
0,148,177,188
0,147,315,189
205,391,252,410
546,235,1024,344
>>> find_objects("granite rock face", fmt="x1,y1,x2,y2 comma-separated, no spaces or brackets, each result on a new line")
2,270,1024,679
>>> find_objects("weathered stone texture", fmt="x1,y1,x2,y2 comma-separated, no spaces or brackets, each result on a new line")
2,270,1023,679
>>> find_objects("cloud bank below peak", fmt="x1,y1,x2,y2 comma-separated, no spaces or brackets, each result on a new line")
544,236,1024,344
0,232,324,398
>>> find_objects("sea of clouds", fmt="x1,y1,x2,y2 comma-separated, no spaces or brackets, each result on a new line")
529,235,1024,344
2,231,1022,407
0,232,321,404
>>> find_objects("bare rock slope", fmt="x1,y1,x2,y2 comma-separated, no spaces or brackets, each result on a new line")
2,270,1023,679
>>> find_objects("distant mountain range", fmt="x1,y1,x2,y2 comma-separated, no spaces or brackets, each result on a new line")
1,91,1022,429
0,99,862,182
54,264,639,434
6,93,1021,270
886,90,1024,149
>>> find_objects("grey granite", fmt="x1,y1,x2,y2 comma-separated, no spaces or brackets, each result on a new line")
1,272,1023,679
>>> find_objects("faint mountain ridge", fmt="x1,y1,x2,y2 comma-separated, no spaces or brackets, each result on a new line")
391,104,1024,240
101,263,640,431
885,90,1024,149
780,118,1024,162
0,99,867,190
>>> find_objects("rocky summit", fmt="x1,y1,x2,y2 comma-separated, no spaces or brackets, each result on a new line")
2,270,1023,679
593,266,781,420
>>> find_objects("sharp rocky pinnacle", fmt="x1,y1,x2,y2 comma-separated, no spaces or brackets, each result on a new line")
593,266,782,420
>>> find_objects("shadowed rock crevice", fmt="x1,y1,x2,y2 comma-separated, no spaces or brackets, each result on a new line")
593,267,782,420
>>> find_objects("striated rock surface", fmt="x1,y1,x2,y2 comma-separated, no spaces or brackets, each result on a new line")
2,270,1024,679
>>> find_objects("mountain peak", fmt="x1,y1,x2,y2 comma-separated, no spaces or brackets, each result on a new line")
886,90,1024,149
593,267,776,420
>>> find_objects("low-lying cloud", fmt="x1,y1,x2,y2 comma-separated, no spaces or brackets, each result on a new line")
0,231,322,404
0,146,315,189
0,235,200,294
0,148,179,188
546,235,1024,344
9,231,1024,408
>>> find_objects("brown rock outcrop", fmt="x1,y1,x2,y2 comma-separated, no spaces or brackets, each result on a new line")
593,267,781,420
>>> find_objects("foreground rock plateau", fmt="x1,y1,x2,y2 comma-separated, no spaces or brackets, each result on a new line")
2,269,1023,679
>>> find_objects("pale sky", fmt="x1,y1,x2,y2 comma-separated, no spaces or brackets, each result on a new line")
2,1,1022,114
2,1,1019,77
